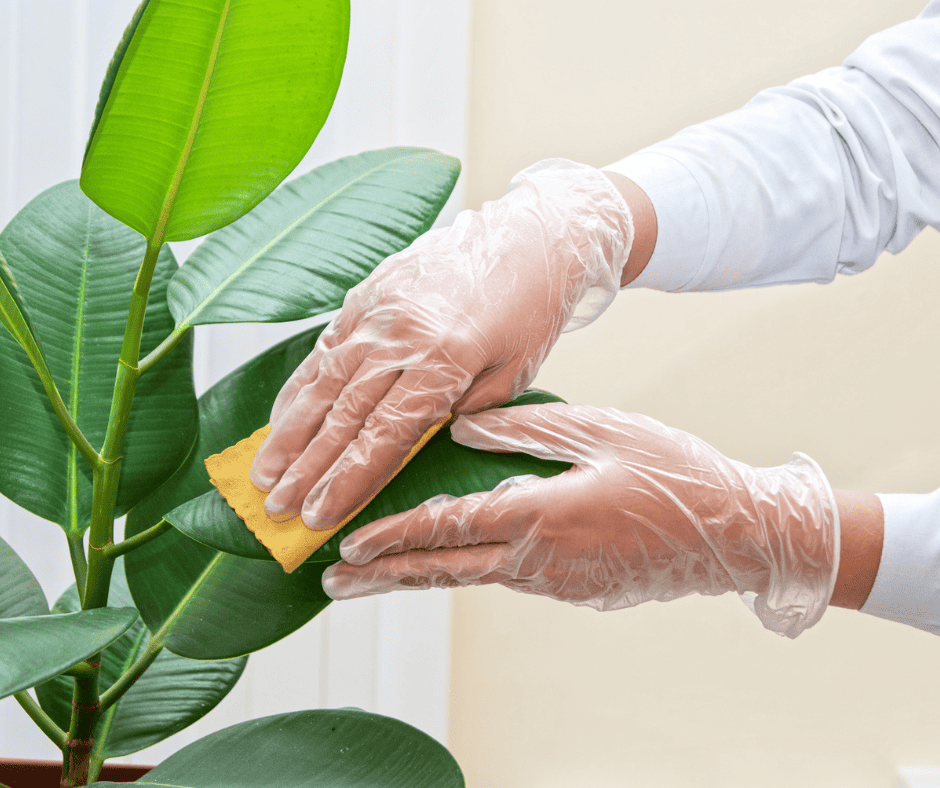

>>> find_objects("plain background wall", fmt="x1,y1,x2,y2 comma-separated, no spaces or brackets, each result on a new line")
450,1,940,787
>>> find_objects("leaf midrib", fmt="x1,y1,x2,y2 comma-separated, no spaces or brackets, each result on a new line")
67,206,93,534
151,0,232,245
176,151,426,328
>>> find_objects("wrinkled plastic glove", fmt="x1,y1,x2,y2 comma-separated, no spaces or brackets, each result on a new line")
323,403,840,639
250,159,634,529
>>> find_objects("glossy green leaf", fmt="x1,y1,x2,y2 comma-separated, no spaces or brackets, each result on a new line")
0,181,198,531
88,709,464,788
0,535,47,618
36,560,246,758
0,608,137,699
167,148,460,327
81,0,350,242
125,325,332,659
165,389,570,565
82,0,151,164
0,250,46,373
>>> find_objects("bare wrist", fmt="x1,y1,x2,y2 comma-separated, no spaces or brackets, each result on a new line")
601,171,658,287
829,490,884,610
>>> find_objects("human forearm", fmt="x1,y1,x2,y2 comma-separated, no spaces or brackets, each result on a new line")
601,171,657,287
830,489,883,610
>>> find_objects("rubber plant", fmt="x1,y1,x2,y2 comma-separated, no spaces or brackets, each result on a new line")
0,1,570,786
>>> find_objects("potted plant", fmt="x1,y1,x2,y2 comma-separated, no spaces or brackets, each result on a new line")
0,1,569,786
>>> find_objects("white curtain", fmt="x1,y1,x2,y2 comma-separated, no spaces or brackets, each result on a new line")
0,0,470,763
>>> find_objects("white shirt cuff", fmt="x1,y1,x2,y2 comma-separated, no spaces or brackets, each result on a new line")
861,490,940,635
604,151,710,292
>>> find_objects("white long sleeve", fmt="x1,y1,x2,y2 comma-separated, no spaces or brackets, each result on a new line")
606,2,940,636
863,492,940,635
606,0,940,292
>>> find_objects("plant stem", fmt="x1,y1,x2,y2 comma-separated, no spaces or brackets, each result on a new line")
13,691,67,749
41,376,100,471
83,238,163,612
138,323,190,374
62,662,101,788
99,637,163,712
103,519,171,559
67,533,89,607
69,238,163,784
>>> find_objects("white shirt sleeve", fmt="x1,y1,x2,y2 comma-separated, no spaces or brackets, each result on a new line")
605,0,940,292
862,491,940,635
605,3,940,635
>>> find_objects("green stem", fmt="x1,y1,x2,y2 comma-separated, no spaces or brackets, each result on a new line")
13,691,67,749
67,533,88,607
138,323,190,374
89,628,147,778
103,519,171,559
36,367,99,470
83,238,163,611
99,637,163,712
62,661,101,788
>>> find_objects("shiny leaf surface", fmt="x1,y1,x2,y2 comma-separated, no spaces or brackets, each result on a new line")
0,250,46,374
125,325,332,659
81,0,350,242
0,608,137,699
0,535,47,618
0,181,198,531
165,389,570,565
36,561,246,757
168,148,460,327
88,709,464,788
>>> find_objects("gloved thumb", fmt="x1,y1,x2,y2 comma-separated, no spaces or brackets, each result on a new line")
450,403,599,466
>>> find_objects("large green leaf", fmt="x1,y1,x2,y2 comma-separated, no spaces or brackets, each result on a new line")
81,0,350,242
0,181,198,531
125,325,333,659
0,608,137,699
165,389,570,565
0,536,47,618
88,709,464,788
167,148,460,328
36,560,246,758
0,251,46,372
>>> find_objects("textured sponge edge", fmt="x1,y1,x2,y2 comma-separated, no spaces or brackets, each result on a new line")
204,416,451,573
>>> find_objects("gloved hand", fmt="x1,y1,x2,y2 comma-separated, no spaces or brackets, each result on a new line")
250,160,634,529
322,403,841,638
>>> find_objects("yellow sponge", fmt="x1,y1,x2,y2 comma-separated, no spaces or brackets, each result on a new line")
205,417,450,573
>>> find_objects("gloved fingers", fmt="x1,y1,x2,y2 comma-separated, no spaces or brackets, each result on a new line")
322,543,515,600
251,340,374,491
269,315,353,427
298,367,465,530
451,361,533,415
261,364,403,520
339,472,557,564
451,402,602,465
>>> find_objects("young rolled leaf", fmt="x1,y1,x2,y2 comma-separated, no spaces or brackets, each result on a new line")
125,325,333,659
87,709,464,788
0,608,138,699
165,389,570,565
35,561,246,758
80,0,350,242
0,535,47,618
167,148,460,327
0,181,198,531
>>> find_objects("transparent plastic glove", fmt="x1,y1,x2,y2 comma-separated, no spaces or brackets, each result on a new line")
324,403,840,639
250,160,634,529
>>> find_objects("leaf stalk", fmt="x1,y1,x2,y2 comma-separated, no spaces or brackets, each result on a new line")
102,519,171,559
13,691,67,749
99,636,164,712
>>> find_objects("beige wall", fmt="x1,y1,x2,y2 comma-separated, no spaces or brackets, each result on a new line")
450,1,940,786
